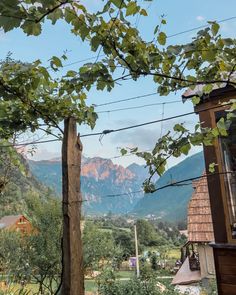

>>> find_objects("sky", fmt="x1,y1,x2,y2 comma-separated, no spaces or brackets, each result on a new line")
1,0,236,168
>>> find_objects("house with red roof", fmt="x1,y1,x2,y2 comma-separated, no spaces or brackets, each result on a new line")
0,214,33,235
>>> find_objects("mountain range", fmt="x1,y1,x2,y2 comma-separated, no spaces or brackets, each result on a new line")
28,152,205,221
28,157,149,214
132,152,205,221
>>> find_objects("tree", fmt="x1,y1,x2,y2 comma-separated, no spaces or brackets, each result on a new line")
136,219,166,247
24,193,62,295
83,223,122,273
150,253,158,271
0,0,236,293
113,229,135,259
0,192,62,295
97,269,178,295
0,230,24,279
0,136,25,195
1,1,235,186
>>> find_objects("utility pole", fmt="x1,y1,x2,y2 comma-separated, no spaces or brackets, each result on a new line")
134,224,140,278
61,117,84,295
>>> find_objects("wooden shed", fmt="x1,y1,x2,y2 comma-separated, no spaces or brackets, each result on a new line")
172,175,215,286
188,175,215,279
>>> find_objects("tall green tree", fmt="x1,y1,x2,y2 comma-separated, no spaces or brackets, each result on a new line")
24,193,62,295
0,0,236,293
0,192,62,295
83,223,122,273
0,0,235,188
136,219,167,247
113,229,135,259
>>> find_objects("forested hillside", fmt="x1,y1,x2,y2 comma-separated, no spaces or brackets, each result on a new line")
0,155,51,218
133,152,205,221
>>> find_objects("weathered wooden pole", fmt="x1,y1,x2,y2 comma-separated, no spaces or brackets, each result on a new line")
61,117,84,295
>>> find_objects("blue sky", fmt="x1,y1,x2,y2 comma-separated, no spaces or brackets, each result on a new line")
1,0,236,167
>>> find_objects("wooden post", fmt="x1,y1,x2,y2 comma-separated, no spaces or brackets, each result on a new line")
61,117,84,295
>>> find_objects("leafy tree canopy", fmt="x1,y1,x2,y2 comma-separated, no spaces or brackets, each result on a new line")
0,0,236,189
136,219,167,247
83,223,122,271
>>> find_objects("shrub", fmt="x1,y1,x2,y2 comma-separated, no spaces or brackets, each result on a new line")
97,269,179,295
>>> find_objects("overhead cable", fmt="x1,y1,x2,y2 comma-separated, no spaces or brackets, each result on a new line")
72,171,234,203
0,101,232,147
55,15,236,68
97,100,181,114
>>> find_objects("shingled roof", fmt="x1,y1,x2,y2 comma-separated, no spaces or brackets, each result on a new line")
187,174,214,243
0,215,23,229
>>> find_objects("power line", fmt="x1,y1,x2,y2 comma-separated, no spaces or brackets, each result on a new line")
97,100,181,114
159,102,165,138
80,111,194,138
0,101,232,147
1,11,235,69
167,16,236,38
0,138,60,148
62,55,106,68
75,171,234,203
80,102,232,138
52,15,236,69
94,92,158,107
151,171,233,192
109,149,152,160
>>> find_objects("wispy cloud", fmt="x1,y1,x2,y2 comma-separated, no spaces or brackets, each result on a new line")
112,128,161,150
27,148,60,161
111,119,193,151
196,15,205,22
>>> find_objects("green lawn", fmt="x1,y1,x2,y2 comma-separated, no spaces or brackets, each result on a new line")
0,280,99,294
85,280,97,292
0,270,172,294
168,248,181,259
115,270,134,279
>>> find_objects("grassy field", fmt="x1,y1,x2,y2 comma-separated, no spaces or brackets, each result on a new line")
168,248,181,259
144,247,180,259
0,269,173,294
0,272,134,294
85,280,97,292
0,280,98,294
115,270,134,279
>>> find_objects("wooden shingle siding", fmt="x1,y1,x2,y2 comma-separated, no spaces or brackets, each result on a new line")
188,175,214,243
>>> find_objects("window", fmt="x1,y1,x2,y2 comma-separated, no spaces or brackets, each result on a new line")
218,113,236,239
18,218,26,225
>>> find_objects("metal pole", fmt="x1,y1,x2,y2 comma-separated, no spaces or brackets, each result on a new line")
134,224,140,278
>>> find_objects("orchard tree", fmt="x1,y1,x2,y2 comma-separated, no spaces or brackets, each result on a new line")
83,223,123,273
136,219,167,247
0,1,236,294
25,193,62,294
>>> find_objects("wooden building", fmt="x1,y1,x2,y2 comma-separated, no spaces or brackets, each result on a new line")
172,175,215,288
0,214,33,235
183,85,236,295
188,175,215,279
